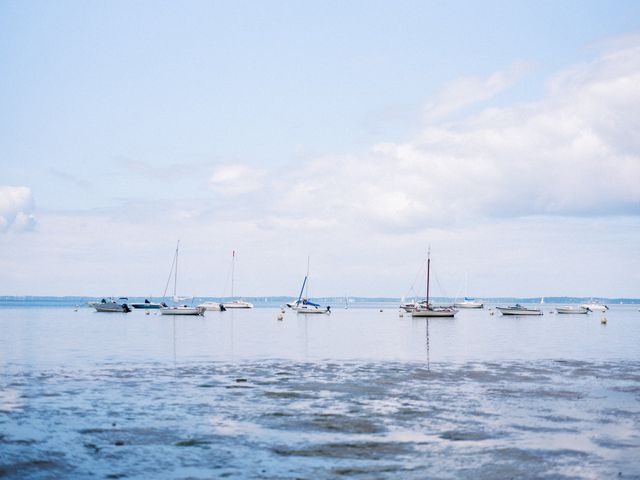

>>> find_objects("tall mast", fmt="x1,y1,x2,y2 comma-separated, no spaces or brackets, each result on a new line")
231,250,235,299
174,240,180,299
305,255,310,299
426,247,431,307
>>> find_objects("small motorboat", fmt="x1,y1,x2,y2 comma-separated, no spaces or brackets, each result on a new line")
89,298,131,313
580,301,609,312
198,301,226,311
131,299,161,309
496,304,543,316
220,300,254,309
556,305,589,314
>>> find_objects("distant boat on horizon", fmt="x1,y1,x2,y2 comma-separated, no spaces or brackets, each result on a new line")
580,300,609,312
287,257,330,314
556,305,589,314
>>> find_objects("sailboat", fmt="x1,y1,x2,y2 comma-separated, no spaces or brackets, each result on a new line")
411,249,457,318
221,251,253,309
287,257,330,314
160,241,205,316
453,273,483,308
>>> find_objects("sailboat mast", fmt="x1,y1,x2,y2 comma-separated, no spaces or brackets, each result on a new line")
426,248,431,307
305,255,310,299
231,250,235,300
174,240,180,299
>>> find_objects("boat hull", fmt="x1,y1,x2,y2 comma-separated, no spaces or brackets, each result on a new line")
556,306,589,314
221,301,253,309
160,306,205,316
295,307,331,314
411,308,457,318
131,303,161,309
497,307,542,316
89,301,131,313
580,304,608,312
198,302,224,311
453,302,484,309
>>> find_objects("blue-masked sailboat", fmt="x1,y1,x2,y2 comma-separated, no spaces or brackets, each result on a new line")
287,257,330,314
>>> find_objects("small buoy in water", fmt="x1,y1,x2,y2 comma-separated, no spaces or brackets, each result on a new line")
379,309,383,312
145,310,150,315
399,312,404,317
277,312,284,321
600,316,607,324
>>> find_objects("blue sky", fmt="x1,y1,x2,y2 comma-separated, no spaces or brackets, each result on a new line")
1,1,640,297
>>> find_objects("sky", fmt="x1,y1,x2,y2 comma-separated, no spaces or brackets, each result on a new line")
1,0,640,298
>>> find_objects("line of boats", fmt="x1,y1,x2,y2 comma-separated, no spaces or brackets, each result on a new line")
89,246,332,316
88,244,611,318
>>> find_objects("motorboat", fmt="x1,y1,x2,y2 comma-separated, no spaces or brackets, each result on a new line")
131,299,161,309
496,304,543,316
556,305,589,314
197,301,226,311
411,249,457,318
221,300,253,309
580,301,609,312
453,297,484,309
159,241,206,316
89,298,131,313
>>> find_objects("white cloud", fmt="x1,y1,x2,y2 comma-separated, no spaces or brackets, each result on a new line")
423,62,530,123
209,164,267,195
0,186,36,233
262,40,640,232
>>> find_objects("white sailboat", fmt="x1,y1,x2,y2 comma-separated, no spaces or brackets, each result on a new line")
160,241,205,316
411,249,457,318
288,257,330,314
220,250,253,309
453,273,484,308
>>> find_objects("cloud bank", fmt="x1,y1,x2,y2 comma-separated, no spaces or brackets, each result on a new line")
237,39,640,232
0,186,36,233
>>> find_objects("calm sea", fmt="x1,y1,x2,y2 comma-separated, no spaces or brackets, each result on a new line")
1,303,639,478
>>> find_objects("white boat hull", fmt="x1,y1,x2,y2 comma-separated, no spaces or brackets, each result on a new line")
160,306,205,316
556,306,589,314
221,301,254,309
497,306,543,316
580,303,608,312
293,305,331,314
453,301,484,309
198,302,224,311
411,308,457,318
89,301,131,313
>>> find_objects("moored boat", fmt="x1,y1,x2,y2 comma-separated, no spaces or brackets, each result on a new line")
131,299,161,309
288,257,331,314
496,304,543,316
159,241,205,316
411,249,457,318
556,305,589,314
220,251,254,309
580,301,609,312
197,301,226,311
160,304,205,316
453,297,484,309
89,297,131,313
